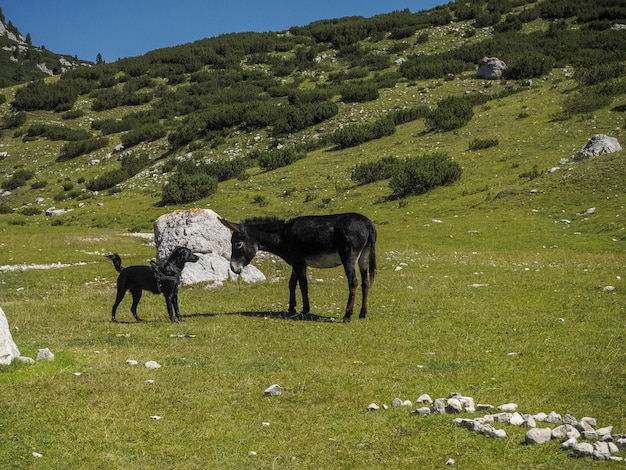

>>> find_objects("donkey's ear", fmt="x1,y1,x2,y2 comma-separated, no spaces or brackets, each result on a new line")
218,217,241,232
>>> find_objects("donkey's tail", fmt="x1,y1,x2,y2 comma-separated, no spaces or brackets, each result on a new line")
106,253,123,273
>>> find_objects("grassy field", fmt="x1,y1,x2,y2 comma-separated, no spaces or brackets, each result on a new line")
1,11,625,469
0,149,624,468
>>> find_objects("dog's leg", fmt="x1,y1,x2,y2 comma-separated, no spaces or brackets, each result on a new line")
129,287,143,322
164,295,177,322
172,289,184,322
111,289,126,322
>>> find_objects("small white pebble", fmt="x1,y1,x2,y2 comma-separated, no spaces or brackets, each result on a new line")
32,452,43,458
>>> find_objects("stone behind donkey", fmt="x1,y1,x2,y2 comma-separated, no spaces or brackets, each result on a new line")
153,208,265,287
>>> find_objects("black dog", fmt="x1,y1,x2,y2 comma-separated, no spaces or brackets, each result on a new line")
106,246,199,323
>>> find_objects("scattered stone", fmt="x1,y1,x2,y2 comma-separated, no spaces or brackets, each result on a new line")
391,398,403,408
593,442,612,460
126,359,138,366
552,424,581,441
525,427,553,445
544,411,562,423
498,403,517,412
445,458,455,466
432,399,446,414
264,384,282,397
150,415,162,420
447,398,463,414
417,393,433,404
562,437,578,450
144,361,161,369
367,403,380,411
572,442,594,458
36,348,54,361
411,406,431,416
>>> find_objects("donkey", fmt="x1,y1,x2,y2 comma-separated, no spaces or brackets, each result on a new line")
219,213,376,322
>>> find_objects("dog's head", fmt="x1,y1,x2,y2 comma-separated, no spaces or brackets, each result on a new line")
169,246,199,267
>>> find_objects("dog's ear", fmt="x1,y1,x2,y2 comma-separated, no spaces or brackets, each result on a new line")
218,217,240,233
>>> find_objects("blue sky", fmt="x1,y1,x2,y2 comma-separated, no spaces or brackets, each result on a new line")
2,1,446,63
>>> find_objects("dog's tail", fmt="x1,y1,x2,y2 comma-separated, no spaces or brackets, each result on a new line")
106,253,123,273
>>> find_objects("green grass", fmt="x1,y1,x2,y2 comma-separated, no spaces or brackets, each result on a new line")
1,10,626,469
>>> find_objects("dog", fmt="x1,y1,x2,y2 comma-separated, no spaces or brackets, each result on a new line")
106,246,199,322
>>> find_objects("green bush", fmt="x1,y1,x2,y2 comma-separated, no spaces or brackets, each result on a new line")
426,96,474,132
2,169,35,190
57,137,109,161
389,153,462,198
161,172,217,204
351,156,401,185
2,112,27,129
469,138,499,150
257,148,306,171
86,169,127,191
562,91,613,114
331,116,396,149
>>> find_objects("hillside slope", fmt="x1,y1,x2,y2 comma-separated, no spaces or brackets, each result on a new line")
0,0,624,245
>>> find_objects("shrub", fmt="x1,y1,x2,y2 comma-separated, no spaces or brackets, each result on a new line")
86,169,127,191
351,156,401,185
2,112,27,129
31,180,48,189
0,203,13,214
57,137,109,161
340,83,379,103
426,96,474,132
257,148,306,171
389,153,462,198
469,138,499,150
2,169,35,190
161,172,217,204
331,116,396,149
562,91,613,114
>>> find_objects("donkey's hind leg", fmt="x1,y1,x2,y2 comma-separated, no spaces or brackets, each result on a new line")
357,248,371,319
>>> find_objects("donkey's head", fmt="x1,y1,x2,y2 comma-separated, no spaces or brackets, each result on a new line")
219,218,259,274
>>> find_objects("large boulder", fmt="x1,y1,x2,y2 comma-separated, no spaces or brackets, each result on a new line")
153,209,265,286
576,134,622,158
476,57,507,80
0,307,20,365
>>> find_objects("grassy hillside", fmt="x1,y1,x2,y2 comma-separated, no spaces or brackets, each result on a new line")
0,0,625,468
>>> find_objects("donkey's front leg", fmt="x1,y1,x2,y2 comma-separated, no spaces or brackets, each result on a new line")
288,269,298,314
294,264,310,314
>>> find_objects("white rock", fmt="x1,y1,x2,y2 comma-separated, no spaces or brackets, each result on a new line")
525,427,553,445
509,412,525,426
0,307,20,365
572,442,594,458
417,394,433,404
367,403,380,411
264,384,282,396
145,361,161,369
562,437,577,450
446,398,463,413
36,348,54,361
126,359,138,366
154,209,265,286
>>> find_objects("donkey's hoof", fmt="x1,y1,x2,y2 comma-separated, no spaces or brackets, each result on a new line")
342,316,352,323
